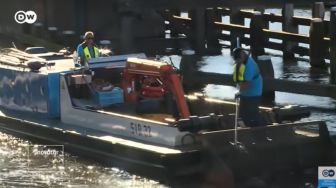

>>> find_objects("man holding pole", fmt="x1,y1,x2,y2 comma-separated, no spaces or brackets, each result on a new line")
232,48,263,127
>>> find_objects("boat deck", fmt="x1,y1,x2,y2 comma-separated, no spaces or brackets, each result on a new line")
72,97,176,123
0,55,74,74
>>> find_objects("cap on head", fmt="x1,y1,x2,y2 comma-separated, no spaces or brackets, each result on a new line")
232,48,245,60
84,31,94,40
232,48,248,60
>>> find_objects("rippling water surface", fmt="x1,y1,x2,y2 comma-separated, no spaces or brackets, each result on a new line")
0,132,165,188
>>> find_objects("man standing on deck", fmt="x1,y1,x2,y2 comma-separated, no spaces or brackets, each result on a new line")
232,48,264,127
76,31,99,66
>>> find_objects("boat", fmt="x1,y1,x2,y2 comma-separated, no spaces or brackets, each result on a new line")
0,47,334,185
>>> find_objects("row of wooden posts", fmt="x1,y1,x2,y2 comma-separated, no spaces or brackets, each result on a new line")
1,2,336,102
163,2,336,83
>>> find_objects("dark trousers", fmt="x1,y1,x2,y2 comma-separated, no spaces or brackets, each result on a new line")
239,96,263,127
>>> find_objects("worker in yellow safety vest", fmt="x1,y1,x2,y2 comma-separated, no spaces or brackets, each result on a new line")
232,48,264,127
76,31,99,66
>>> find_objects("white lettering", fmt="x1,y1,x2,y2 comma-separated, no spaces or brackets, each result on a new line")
33,149,59,156
14,10,37,24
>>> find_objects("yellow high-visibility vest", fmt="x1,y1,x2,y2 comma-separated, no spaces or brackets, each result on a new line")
233,63,246,82
83,45,99,59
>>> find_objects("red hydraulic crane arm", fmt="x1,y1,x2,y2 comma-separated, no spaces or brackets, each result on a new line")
165,72,190,119
123,58,190,119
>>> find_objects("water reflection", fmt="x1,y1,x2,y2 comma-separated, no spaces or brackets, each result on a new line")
0,132,165,188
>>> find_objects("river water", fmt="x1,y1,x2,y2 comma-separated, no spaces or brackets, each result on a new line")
0,9,335,188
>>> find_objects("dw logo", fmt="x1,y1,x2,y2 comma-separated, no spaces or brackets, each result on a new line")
14,11,37,24
319,167,336,188
322,169,335,178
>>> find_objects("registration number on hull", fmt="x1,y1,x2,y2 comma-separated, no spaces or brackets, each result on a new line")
130,122,152,137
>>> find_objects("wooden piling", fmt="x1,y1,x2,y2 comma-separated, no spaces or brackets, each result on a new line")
180,50,197,76
282,3,298,60
189,8,206,54
180,50,204,91
309,18,326,68
250,12,266,59
205,8,222,54
312,2,325,19
329,7,336,83
230,7,244,50
47,27,60,43
62,30,76,48
169,9,181,38
31,22,44,38
257,55,275,105
74,0,88,36
22,24,32,35
120,14,135,53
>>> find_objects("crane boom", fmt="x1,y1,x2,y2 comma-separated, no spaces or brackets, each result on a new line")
121,58,190,119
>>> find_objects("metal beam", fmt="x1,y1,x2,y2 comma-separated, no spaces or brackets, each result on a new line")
185,71,336,99
123,0,336,10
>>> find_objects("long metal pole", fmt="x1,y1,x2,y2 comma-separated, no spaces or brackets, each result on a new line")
234,97,239,145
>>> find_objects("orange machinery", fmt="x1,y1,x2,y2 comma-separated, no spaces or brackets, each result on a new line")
121,58,190,119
